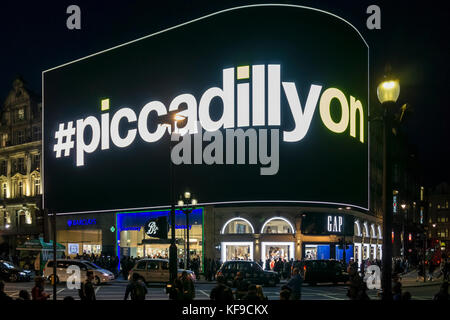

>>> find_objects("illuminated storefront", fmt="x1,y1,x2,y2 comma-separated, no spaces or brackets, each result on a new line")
55,213,116,257
116,208,204,265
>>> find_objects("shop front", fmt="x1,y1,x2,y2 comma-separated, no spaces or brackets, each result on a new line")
301,212,355,263
116,208,204,267
56,213,116,257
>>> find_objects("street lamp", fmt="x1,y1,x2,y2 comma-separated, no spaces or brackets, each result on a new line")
377,75,400,300
178,191,198,270
160,110,187,283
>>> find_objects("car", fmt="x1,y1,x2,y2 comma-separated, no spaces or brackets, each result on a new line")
43,259,115,285
216,260,280,287
293,260,349,285
0,260,32,282
128,258,196,284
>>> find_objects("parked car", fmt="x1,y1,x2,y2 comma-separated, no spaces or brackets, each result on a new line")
216,260,280,287
0,260,32,282
293,260,349,285
43,259,115,285
128,258,196,284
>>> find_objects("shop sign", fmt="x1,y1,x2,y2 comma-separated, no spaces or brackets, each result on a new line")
327,215,343,233
68,243,79,254
144,217,168,239
67,219,97,227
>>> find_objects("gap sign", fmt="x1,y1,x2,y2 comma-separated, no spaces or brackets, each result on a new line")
43,5,369,214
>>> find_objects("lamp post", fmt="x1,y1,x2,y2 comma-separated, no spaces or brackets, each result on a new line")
178,192,198,270
401,203,407,257
160,111,186,283
377,77,400,300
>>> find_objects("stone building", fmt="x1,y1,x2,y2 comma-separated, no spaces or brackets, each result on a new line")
0,77,42,258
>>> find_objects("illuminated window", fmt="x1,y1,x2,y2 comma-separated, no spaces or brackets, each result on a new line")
420,186,424,201
1,134,7,147
261,217,294,234
25,211,32,225
2,183,6,199
17,108,24,121
18,181,23,197
34,178,40,195
221,218,254,234
437,204,441,209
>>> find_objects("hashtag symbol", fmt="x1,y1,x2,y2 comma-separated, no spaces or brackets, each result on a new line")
54,122,76,158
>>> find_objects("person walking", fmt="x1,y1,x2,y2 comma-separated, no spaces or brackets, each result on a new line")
180,271,195,300
232,271,249,300
79,270,96,301
210,275,234,301
18,290,31,300
286,267,303,300
124,273,148,300
242,284,262,301
0,280,13,301
255,285,268,300
31,277,50,301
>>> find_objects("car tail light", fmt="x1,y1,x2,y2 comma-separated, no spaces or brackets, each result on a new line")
217,271,222,277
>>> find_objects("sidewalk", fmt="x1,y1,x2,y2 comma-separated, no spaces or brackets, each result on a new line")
399,269,445,288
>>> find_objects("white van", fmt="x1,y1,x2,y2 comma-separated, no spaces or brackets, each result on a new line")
128,258,196,284
43,259,115,285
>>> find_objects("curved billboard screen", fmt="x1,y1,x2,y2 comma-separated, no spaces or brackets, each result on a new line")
43,4,369,214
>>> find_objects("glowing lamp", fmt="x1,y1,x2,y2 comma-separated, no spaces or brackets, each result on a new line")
377,79,400,103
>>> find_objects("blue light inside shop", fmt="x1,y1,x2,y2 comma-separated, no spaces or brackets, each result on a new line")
335,245,354,264
316,245,330,260
115,208,203,271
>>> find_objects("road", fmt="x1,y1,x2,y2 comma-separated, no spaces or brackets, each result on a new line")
3,280,441,300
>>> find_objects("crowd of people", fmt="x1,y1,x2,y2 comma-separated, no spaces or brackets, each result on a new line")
1,252,449,301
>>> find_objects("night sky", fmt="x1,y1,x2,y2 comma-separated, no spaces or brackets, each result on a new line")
1,0,448,187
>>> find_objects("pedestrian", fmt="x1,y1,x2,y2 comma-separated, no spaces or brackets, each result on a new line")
286,267,303,300
347,265,363,300
32,276,50,300
124,273,147,300
428,259,436,281
279,287,292,300
232,271,249,300
79,270,96,301
392,281,402,301
356,282,370,300
180,271,195,300
433,282,449,301
0,280,13,301
242,284,262,301
18,290,31,300
255,285,268,300
210,275,234,302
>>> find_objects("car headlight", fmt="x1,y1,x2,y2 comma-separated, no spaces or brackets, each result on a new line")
19,272,26,276
102,273,110,277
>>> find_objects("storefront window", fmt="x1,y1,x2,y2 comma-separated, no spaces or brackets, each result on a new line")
261,241,294,268
221,242,253,262
221,218,254,234
304,244,330,260
57,229,102,257
117,209,204,268
261,217,294,234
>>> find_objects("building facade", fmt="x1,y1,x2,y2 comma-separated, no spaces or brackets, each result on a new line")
0,77,43,259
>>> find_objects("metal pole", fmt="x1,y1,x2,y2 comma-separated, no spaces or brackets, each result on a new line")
186,208,190,270
52,212,57,300
169,132,177,283
381,101,393,300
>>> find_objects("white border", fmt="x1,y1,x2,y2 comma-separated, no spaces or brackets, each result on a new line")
42,3,370,215
260,216,295,234
220,217,255,234
261,241,295,262
221,241,254,262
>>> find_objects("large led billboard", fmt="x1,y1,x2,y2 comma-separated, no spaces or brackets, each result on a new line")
43,4,369,214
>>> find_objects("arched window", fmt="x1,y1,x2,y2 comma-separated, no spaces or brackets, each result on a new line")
354,220,362,237
363,222,369,237
221,218,255,234
371,224,377,238
261,217,294,234
378,225,383,239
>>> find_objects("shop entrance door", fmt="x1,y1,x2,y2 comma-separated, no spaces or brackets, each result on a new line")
261,242,294,269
